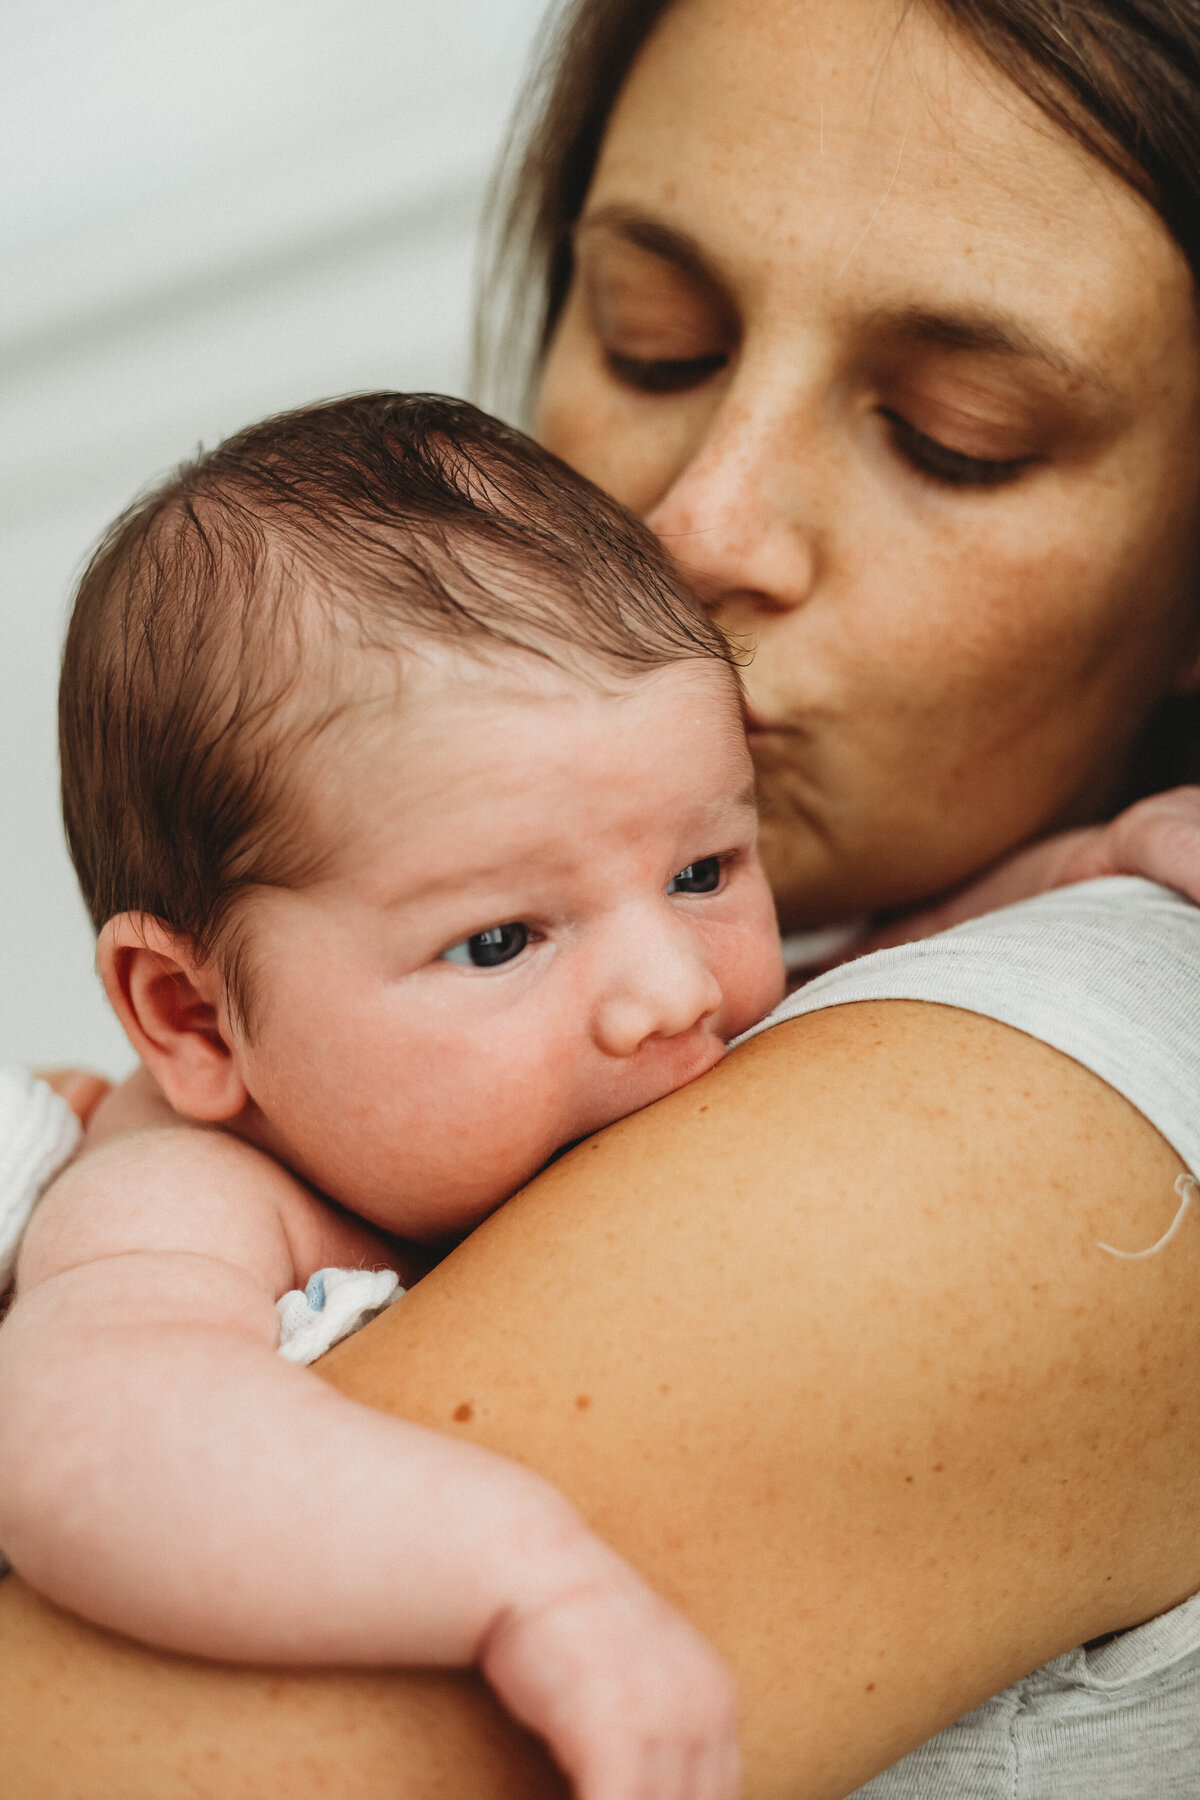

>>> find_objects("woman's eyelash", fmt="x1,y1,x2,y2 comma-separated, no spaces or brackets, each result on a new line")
881,409,1035,488
605,350,728,394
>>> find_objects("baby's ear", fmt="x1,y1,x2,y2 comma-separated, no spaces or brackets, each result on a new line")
96,915,248,1122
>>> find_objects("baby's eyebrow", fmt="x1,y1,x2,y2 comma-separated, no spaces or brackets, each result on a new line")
685,780,759,837
382,859,533,910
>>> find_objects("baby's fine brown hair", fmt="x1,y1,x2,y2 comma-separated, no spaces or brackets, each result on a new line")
60,392,735,1023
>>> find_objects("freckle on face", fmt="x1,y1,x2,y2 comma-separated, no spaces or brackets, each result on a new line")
535,0,1200,924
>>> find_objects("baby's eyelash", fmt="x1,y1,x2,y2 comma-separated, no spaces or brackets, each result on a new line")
666,855,724,895
440,922,534,969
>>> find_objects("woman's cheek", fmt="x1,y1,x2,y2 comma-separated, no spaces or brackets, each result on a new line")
745,531,1127,920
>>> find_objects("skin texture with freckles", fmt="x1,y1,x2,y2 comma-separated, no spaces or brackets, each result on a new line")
536,0,1200,927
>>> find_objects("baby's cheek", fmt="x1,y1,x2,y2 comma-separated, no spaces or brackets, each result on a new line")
718,909,787,1038
739,946,787,1035
450,1039,582,1203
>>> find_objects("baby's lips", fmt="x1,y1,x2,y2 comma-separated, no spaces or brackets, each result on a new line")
645,1030,727,1101
566,1031,728,1150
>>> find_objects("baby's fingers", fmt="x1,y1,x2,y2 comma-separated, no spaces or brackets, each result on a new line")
1062,786,1200,901
1109,786,1200,903
571,1729,740,1800
33,1067,112,1127
482,1578,739,1800
597,1739,739,1800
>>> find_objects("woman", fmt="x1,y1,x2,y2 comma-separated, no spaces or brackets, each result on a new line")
5,1,1200,1794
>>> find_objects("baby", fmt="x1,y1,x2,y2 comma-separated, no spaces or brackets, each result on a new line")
0,394,788,1800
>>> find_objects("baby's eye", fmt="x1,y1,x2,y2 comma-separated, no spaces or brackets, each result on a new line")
440,922,531,968
667,857,722,895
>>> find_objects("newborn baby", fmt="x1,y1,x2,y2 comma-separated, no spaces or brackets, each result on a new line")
0,394,787,1800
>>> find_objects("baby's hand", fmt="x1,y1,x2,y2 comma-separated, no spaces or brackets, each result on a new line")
1042,785,1200,899
31,1067,112,1127
481,1564,740,1800
864,786,1200,954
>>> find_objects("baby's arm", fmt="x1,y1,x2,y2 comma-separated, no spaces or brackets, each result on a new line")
0,1124,737,1800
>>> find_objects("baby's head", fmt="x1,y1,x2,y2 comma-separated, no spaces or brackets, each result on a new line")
61,394,784,1237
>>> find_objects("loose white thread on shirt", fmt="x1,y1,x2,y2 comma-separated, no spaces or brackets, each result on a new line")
1095,1173,1196,1260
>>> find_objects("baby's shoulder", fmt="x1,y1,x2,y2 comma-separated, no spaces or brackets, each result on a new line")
17,1119,305,1294
18,1101,407,1302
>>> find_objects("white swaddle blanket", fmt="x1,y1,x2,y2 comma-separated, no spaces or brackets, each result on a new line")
0,1069,83,1581
0,1069,81,1292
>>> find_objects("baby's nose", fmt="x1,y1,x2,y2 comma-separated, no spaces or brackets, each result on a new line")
591,927,723,1059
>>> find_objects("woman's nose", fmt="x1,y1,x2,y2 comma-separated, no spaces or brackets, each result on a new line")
591,919,724,1060
645,397,821,617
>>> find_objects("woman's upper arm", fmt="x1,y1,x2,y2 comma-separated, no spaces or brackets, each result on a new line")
322,1000,1200,1797
4,999,1198,1799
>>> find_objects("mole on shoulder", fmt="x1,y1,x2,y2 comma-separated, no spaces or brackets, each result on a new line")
452,1401,473,1422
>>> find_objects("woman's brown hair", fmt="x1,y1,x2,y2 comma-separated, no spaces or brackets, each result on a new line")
477,0,1200,791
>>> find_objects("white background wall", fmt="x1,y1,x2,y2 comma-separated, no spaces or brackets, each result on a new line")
1,0,549,1073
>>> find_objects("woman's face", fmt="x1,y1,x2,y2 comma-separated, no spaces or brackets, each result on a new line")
535,0,1200,927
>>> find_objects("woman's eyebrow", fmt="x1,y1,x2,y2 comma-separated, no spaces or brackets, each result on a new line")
574,206,723,289
574,212,1120,408
872,306,1118,398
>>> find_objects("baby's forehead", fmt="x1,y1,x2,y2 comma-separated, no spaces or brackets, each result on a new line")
320,636,742,738
290,647,748,884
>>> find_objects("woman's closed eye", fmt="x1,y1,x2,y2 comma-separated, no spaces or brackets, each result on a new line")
575,229,737,397
667,856,723,895
440,922,533,969
605,350,729,394
881,409,1038,489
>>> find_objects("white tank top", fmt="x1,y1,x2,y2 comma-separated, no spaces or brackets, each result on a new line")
740,877,1200,1798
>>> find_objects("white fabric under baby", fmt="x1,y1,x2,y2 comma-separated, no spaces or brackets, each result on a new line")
276,1266,403,1365
0,1069,82,1289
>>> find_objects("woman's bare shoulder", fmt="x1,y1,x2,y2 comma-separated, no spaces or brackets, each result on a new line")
325,998,1200,1795
6,1000,1197,1800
